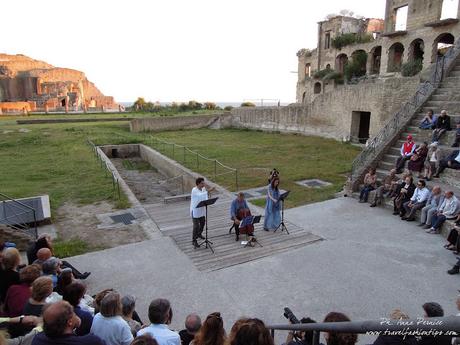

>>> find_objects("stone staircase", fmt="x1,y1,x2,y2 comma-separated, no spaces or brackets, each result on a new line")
354,57,460,237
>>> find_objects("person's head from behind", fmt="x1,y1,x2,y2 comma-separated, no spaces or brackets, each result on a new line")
149,298,172,325
121,295,136,318
31,276,54,303
131,334,159,345
196,177,205,189
63,281,86,307
58,268,73,289
185,313,202,335
300,317,317,345
422,302,444,317
323,312,357,345
93,288,114,314
19,264,41,286
100,292,122,317
42,257,61,275
3,247,21,270
389,309,409,320
195,312,225,345
37,248,52,262
228,318,273,345
36,234,52,250
43,301,81,338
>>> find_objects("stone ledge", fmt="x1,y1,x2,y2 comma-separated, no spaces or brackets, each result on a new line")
425,18,459,28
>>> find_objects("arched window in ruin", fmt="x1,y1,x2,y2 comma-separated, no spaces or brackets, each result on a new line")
387,42,404,72
326,64,331,69
305,63,311,77
313,82,322,94
335,54,349,74
408,39,424,63
441,0,459,20
432,33,455,62
369,46,382,75
350,50,368,76
302,92,307,103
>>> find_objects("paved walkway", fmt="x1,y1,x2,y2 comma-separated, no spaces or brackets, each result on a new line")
68,197,460,344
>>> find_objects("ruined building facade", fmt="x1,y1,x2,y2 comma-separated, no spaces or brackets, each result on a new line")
0,54,117,113
275,0,459,142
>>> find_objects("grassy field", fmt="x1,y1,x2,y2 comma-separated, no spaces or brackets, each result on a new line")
0,120,360,212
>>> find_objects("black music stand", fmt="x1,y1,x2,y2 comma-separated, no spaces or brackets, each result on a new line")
196,197,219,253
274,191,290,234
240,215,263,248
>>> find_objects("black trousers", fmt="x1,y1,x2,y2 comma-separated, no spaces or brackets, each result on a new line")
396,156,410,172
437,159,460,175
192,217,205,241
448,229,460,251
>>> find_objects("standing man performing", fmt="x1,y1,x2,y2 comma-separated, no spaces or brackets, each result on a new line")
190,177,215,249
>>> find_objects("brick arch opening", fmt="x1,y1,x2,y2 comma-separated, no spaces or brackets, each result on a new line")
313,82,322,94
432,33,455,62
369,46,382,75
387,42,404,72
408,39,424,64
335,53,348,74
350,50,368,76
305,63,311,77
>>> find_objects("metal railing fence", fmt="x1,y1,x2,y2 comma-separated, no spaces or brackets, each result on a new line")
0,192,38,239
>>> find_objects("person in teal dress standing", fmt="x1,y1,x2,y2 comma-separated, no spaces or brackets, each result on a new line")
264,176,281,231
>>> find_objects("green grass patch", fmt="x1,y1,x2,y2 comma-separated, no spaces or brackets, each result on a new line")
53,238,105,258
122,159,153,171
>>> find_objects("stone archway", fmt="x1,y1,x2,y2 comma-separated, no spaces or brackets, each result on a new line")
369,46,382,75
408,38,424,63
335,54,348,74
387,42,404,72
313,82,322,94
432,33,455,62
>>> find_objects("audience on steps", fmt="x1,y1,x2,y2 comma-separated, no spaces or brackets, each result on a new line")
419,109,437,130
432,110,451,144
424,143,440,181
408,142,428,178
396,135,416,174
358,168,377,203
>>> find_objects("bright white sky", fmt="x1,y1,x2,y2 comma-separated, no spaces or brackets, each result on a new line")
1,0,385,103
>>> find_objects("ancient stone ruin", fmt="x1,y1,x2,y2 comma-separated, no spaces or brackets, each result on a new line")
0,53,117,113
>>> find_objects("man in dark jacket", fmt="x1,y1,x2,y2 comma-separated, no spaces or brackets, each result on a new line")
434,150,460,177
432,110,451,143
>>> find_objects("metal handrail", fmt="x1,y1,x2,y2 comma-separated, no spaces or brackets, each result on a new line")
0,192,38,239
268,316,460,342
350,37,460,185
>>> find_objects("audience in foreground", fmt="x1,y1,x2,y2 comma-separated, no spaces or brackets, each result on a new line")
179,314,201,345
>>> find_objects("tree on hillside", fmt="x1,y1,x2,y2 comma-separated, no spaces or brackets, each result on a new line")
134,97,146,111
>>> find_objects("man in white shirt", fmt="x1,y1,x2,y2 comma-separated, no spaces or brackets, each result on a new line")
137,299,180,345
190,177,215,248
402,180,430,221
427,191,459,234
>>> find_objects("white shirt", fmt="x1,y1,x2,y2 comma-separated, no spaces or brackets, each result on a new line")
190,186,208,218
137,324,181,345
411,187,430,203
439,196,459,218
90,314,133,345
455,152,460,164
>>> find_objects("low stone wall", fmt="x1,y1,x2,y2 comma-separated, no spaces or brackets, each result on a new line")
130,113,232,132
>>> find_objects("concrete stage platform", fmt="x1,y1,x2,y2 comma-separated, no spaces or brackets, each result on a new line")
68,197,460,344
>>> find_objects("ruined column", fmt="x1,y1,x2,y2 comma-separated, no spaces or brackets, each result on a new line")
45,104,49,114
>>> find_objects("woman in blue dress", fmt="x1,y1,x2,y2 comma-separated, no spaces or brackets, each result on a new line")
264,177,281,231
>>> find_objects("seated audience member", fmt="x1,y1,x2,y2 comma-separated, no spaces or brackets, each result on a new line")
42,257,61,289
419,302,452,345
393,176,415,216
227,318,274,345
32,248,52,268
63,281,93,336
192,312,226,345
432,110,451,143
423,143,440,181
420,186,444,228
283,317,316,345
137,298,180,345
444,215,460,252
402,179,430,221
31,301,105,345
420,110,437,130
94,288,115,314
370,169,398,207
0,248,21,303
426,191,459,234
359,168,377,203
0,315,41,345
27,235,90,280
230,192,251,241
452,121,460,147
55,268,73,295
131,334,159,345
373,309,417,345
388,171,412,198
434,150,460,177
4,264,41,317
323,312,357,345
408,142,428,177
122,295,142,336
179,314,202,345
396,136,416,173
90,292,133,345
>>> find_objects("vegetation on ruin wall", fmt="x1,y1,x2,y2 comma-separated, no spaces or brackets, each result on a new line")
344,51,368,80
331,33,373,50
401,59,423,77
313,68,344,84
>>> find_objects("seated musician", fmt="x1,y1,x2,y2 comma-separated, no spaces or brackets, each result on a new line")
230,192,251,241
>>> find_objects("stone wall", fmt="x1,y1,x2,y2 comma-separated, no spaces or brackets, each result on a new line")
130,113,232,132
233,76,420,140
